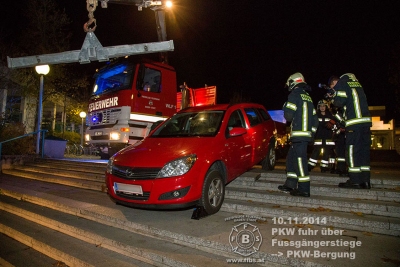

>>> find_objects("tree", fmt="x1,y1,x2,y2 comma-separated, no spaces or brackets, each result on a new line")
1,0,91,134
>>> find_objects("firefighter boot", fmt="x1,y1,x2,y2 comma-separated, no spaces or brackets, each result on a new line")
291,181,310,197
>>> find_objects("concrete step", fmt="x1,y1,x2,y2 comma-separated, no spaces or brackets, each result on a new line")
0,177,282,267
221,198,400,236
225,186,400,218
34,158,107,169
0,210,151,267
7,163,399,204
4,158,400,224
2,168,106,192
25,158,107,174
229,177,400,203
0,232,60,267
0,193,232,267
1,173,400,266
242,168,400,189
9,164,105,182
3,158,107,192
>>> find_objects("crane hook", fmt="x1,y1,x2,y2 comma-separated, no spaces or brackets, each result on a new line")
83,0,98,32
84,17,97,32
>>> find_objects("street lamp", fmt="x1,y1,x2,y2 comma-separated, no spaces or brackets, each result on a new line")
79,111,87,146
35,65,50,155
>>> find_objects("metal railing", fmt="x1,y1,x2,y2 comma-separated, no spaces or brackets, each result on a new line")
64,143,100,157
0,129,48,161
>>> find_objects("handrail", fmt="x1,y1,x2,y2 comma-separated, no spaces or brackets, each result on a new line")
0,129,48,161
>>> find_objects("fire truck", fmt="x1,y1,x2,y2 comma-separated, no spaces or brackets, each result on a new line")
84,57,217,158
78,0,217,158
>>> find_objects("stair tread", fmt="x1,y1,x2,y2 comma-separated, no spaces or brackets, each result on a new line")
229,177,400,204
2,170,105,192
0,176,276,265
0,194,230,267
1,169,400,266
0,209,162,267
226,187,400,207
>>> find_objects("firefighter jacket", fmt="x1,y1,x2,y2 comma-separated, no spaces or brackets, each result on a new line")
284,85,319,142
313,110,335,146
331,105,346,137
332,75,372,130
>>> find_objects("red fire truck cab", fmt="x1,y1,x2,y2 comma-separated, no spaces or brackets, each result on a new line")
84,58,216,157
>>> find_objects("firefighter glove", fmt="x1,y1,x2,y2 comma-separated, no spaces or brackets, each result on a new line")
325,119,336,129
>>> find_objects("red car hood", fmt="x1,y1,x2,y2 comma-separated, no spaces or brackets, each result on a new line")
112,137,218,167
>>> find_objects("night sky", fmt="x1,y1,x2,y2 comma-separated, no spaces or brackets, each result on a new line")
3,0,400,119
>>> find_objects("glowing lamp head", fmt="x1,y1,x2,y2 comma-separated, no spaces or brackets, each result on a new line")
35,65,50,75
165,1,172,8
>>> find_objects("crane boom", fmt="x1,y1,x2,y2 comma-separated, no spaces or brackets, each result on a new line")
7,0,173,69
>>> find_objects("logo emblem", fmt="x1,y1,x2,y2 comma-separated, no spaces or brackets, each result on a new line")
229,223,262,256
126,168,135,178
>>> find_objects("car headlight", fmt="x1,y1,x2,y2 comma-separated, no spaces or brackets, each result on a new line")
106,155,115,174
158,154,197,178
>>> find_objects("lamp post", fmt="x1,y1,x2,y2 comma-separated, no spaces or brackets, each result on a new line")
79,111,87,146
35,65,50,155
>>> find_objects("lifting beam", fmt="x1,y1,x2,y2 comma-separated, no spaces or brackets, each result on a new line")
7,33,174,69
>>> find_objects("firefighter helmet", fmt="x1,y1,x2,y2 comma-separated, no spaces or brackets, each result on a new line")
286,72,306,91
317,99,328,108
340,73,358,81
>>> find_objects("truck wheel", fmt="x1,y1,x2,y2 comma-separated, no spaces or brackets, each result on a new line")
199,169,225,215
262,143,276,171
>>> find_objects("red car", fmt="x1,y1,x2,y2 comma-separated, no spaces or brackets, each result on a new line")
105,103,279,215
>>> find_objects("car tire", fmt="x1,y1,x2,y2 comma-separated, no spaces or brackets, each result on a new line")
261,143,276,171
199,169,225,215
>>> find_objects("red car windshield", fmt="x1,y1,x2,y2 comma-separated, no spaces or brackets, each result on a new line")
152,111,224,137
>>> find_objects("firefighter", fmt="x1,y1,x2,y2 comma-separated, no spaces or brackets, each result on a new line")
278,73,319,197
328,73,372,189
307,99,336,172
328,75,348,176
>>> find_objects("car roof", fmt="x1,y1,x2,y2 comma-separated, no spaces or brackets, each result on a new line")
179,103,266,113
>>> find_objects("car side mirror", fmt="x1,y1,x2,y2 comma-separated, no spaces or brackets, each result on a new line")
229,127,247,137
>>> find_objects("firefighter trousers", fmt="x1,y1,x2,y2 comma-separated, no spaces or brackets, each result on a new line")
285,141,310,193
335,133,346,173
346,126,371,183
308,144,335,169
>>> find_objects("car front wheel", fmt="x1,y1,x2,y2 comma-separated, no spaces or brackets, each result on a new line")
199,169,225,215
262,143,276,171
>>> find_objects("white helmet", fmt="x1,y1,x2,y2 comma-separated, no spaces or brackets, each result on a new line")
286,72,306,91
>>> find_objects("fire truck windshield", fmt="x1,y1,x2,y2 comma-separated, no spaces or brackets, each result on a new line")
92,62,134,96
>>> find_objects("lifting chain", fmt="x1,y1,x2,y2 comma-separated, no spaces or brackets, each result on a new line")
83,0,98,32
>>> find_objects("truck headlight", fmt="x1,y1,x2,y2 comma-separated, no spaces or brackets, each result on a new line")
158,154,197,178
110,131,120,140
